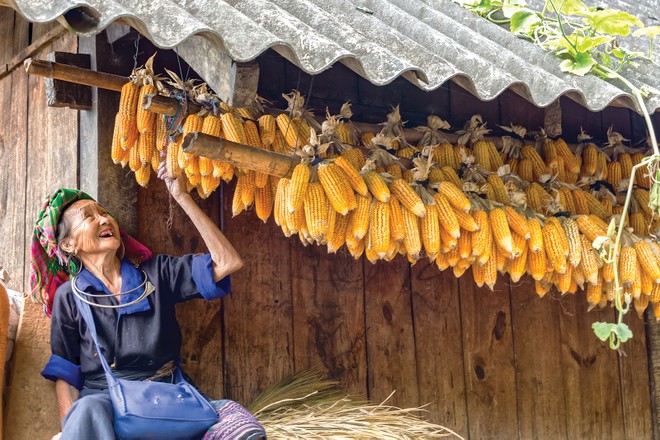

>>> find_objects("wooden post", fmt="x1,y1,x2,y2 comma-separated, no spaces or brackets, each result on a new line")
24,57,127,91
183,132,300,177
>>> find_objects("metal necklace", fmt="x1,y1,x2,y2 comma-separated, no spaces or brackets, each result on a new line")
71,270,155,309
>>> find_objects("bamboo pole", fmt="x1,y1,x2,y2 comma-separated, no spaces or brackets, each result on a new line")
183,132,300,178
24,58,127,91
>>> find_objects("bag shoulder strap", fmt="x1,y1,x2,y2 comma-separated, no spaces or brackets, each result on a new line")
71,279,118,385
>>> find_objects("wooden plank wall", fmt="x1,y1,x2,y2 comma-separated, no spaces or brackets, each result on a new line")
2,11,80,439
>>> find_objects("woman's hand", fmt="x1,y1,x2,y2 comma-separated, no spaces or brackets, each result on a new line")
157,157,187,200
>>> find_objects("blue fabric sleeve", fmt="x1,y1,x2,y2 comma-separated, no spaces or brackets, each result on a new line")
192,253,231,300
41,354,84,390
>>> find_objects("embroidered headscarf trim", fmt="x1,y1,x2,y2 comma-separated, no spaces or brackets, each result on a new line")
29,188,152,316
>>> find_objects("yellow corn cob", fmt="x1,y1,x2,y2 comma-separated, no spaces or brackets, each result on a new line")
503,206,530,239
634,188,651,217
369,200,391,257
360,132,375,147
154,115,168,152
439,226,458,252
276,113,304,148
401,206,422,262
618,153,633,180
402,169,414,183
543,218,568,275
303,182,329,243
472,210,493,265
526,183,552,213
527,218,544,253
629,212,646,235
428,167,444,184
651,283,660,303
390,179,426,218
327,213,349,253
166,137,182,178
487,173,510,204
202,115,222,137
397,146,418,159
619,246,638,290
363,171,390,202
386,163,403,179
554,138,580,174
509,235,528,282
274,178,290,232
340,148,366,171
432,192,460,239
576,214,608,242
516,158,534,182
472,140,492,171
641,269,653,296
440,166,462,188
453,208,480,232
603,261,615,283
600,197,613,217
511,231,527,260
581,144,599,176
201,175,220,195
521,145,548,179
349,194,372,241
556,187,576,214
489,208,514,257
136,84,157,134
111,113,127,165
527,248,547,281
446,245,460,268
221,113,247,144
586,273,603,306
580,235,600,286
562,217,582,267
542,139,558,164
334,156,369,196
421,203,441,260
484,240,498,290
318,163,358,215
633,241,660,283
389,195,406,242
240,170,256,208
634,294,649,317
325,199,337,244
472,257,485,287
554,265,571,294
198,156,214,178
458,229,472,259
606,161,622,191
137,130,156,167
258,114,276,148
232,175,246,218
134,164,150,187
118,82,139,150
150,148,161,173
437,181,471,212
336,122,356,145
128,143,140,172
453,259,471,278
285,203,305,235
287,163,311,213
595,152,608,180
632,152,651,188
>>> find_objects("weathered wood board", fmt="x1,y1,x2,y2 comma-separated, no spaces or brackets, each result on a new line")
411,261,468,435
291,242,367,397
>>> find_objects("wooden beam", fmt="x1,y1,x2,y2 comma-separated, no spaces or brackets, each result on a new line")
44,52,92,110
0,24,67,81
183,132,300,177
24,58,127,91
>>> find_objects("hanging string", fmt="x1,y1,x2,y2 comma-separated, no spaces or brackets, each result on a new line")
132,34,141,72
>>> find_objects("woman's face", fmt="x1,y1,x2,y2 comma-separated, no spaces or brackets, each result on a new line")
60,200,121,259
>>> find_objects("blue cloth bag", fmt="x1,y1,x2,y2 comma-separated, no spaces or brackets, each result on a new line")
72,286,218,440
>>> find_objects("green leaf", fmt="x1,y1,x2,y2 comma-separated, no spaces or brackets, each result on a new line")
575,35,612,52
501,0,527,18
633,25,660,39
592,322,614,341
606,218,616,238
614,323,633,342
559,52,596,76
556,0,589,16
612,48,626,59
510,10,541,34
587,9,643,36
600,52,613,67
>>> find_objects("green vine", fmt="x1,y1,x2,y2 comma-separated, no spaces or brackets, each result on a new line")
454,0,660,349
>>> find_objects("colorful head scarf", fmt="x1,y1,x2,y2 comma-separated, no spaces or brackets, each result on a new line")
29,188,152,316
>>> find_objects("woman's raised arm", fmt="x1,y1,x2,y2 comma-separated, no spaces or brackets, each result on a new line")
158,164,243,282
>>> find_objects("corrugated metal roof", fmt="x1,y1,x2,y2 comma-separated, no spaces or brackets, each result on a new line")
2,0,659,114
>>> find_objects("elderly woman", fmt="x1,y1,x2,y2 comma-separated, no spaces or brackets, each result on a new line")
31,168,264,439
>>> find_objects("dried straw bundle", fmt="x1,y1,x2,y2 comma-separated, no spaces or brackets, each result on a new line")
248,371,461,439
